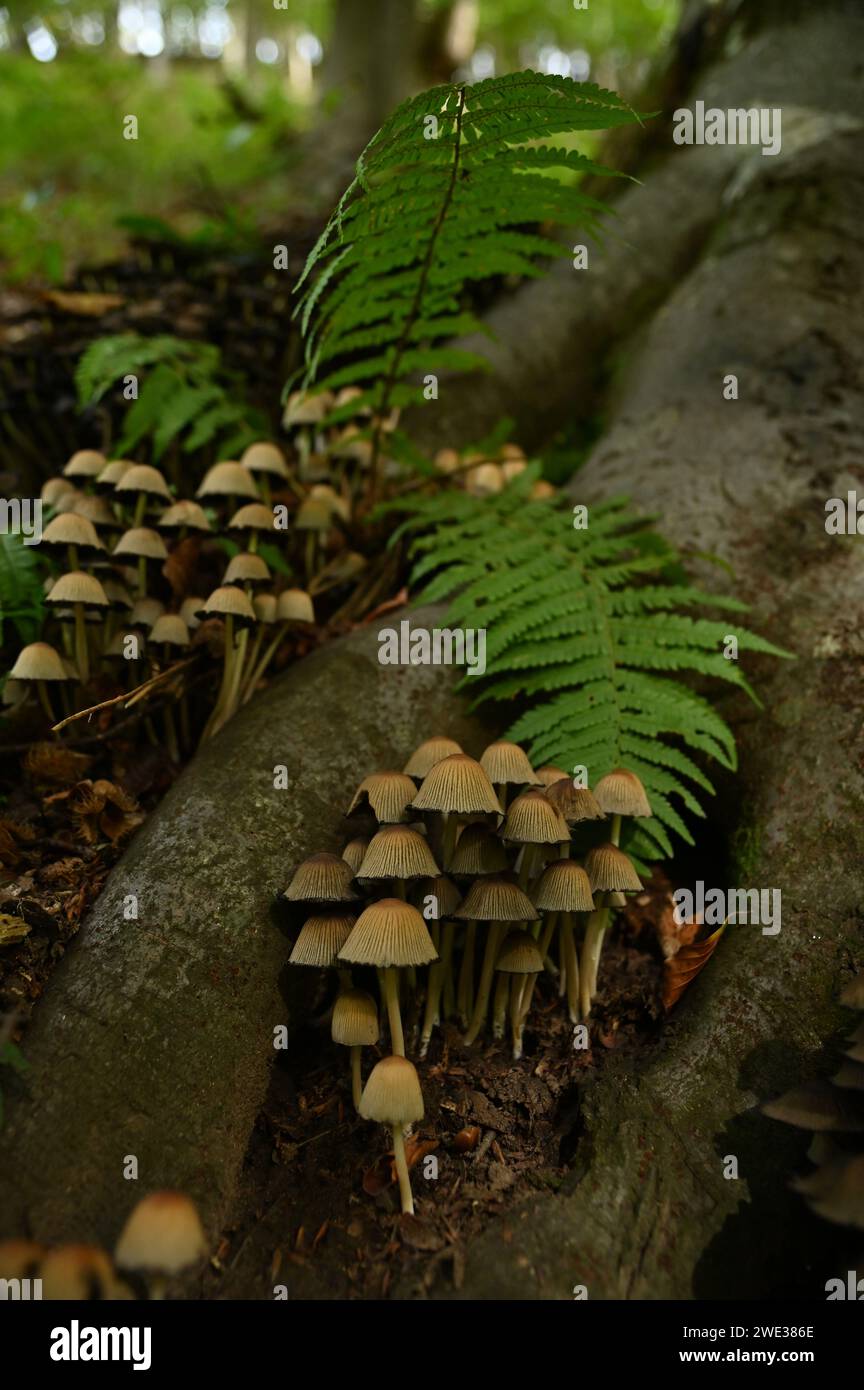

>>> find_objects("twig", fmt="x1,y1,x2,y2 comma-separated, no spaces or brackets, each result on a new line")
50,659,197,733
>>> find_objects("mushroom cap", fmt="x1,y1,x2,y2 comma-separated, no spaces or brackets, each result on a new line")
532,859,594,913
328,426,373,464
40,1244,115,1300
180,596,205,630
449,824,509,877
499,443,526,462
115,463,172,500
253,593,278,625
113,527,168,561
198,585,256,625
196,460,260,501
284,389,333,426
501,458,528,482
70,494,117,531
479,740,540,787
339,898,437,968
413,874,462,920
63,449,106,479
295,495,331,531
241,441,289,477
0,1239,45,1279
593,768,652,819
793,1153,864,1229
434,448,461,474
341,838,369,875
534,764,570,787
496,931,544,974
412,753,502,816
40,512,104,554
41,476,77,507
130,596,166,629
403,735,463,779
95,458,133,489
762,1080,864,1132
284,851,357,902
585,842,642,893
277,588,314,623
347,771,418,824
332,988,379,1047
501,789,569,845
546,779,605,824
45,570,109,609
289,912,355,968
359,1054,424,1126
101,580,134,612
465,461,505,496
228,503,276,534
10,641,68,683
158,500,212,533
357,824,440,881
455,876,539,923
115,1191,207,1275
310,483,350,524
150,614,190,648
224,552,271,587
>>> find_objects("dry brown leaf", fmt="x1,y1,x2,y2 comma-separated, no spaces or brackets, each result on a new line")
43,290,125,316
0,913,30,946
162,536,202,599
662,924,725,1011
25,742,94,787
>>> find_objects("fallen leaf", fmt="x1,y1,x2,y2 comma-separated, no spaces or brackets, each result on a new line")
42,290,125,316
0,914,30,946
399,1214,444,1251
662,925,725,1011
24,742,93,786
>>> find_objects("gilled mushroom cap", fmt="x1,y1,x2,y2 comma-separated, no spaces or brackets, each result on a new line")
41,476,77,507
534,764,570,787
496,931,544,974
585,842,642,893
532,859,594,913
241,441,289,478
113,527,168,561
40,1244,115,1300
546,779,605,824
466,462,504,496
198,586,256,626
284,389,333,427
455,876,538,923
40,512,104,555
412,754,502,816
403,735,463,779
414,874,462,920
332,988,379,1047
63,449,106,479
479,740,541,787
150,614,190,648
10,641,68,683
70,494,117,531
115,463,172,501
434,448,460,475
763,1080,864,1132
289,912,355,967
284,851,357,902
115,1191,207,1276
341,838,369,875
792,1153,864,1228
224,552,271,587
335,384,370,413
180,596,205,630
594,768,652,819
449,824,508,877
359,1054,424,1126
277,588,314,623
502,789,569,845
45,570,109,609
357,825,440,881
130,596,166,629
158,500,212,533
196,460,260,502
95,458,133,489
102,580,134,612
0,1239,45,1278
254,593,278,625
499,443,526,462
310,483,350,524
348,771,417,823
338,898,436,968
228,503,276,535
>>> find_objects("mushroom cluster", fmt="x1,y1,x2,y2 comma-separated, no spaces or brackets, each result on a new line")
11,447,321,745
283,736,651,1214
0,1190,206,1300
433,441,556,500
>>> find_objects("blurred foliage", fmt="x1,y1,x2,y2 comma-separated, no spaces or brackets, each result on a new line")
0,534,44,648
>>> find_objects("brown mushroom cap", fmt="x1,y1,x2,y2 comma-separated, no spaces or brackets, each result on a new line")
40,512,104,554
449,824,509,877
10,642,68,683
115,463,172,501
0,1239,45,1279
228,503,276,534
763,1080,864,1132
41,476,77,507
70,493,117,531
196,460,260,502
289,912,355,967
40,1244,115,1300
455,876,539,923
63,449,106,479
359,1054,424,1126
254,593,278,625
411,753,502,816
501,789,569,844
594,768,652,819
479,740,540,786
348,771,418,824
115,1191,207,1276
496,931,544,974
284,389,333,427
158,500,212,533
149,614,190,648
198,586,256,626
295,495,331,531
532,859,594,913
338,898,437,968
403,735,463,780
45,570,109,609
466,462,505,496
130,596,166,629
284,851,357,902
277,589,315,623
585,843,642,893
413,874,462,920
241,441,289,478
180,596,205,630
95,458,133,489
332,988,379,1047
357,824,440,880
546,780,605,826
534,765,571,787
341,838,369,875
223,552,271,587
112,527,168,562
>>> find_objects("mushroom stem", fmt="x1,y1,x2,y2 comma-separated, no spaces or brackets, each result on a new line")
383,966,405,1056
463,921,504,1046
350,1045,363,1110
36,680,55,723
392,1125,414,1215
240,622,288,705
206,613,235,736
73,603,89,685
441,920,456,1018
560,912,580,1024
136,555,147,599
492,970,509,1038
579,902,610,1019
518,913,557,1025
610,813,622,847
510,977,527,1060
441,811,460,870
456,920,476,1026
133,493,147,527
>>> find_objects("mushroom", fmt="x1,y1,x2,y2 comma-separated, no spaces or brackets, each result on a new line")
148,615,190,758
289,912,355,969
402,735,463,781
227,503,277,553
356,824,440,897
40,1244,116,1300
347,771,418,825
342,838,369,875
479,739,541,808
332,988,379,1109
0,1238,45,1280
415,873,462,1055
112,527,168,598
95,458,133,491
283,852,357,903
197,585,256,735
580,842,642,1017
9,641,69,722
158,500,212,537
456,876,538,1043
223,552,271,588
71,493,118,534
130,596,166,630
359,1054,424,1215
114,463,172,525
448,824,508,877
239,588,315,706
114,1191,207,1299
295,494,331,578
411,752,502,869
532,859,595,1024
196,460,260,511
495,931,544,1058
593,767,652,847
38,512,105,570
44,571,109,685
500,788,569,888
240,442,289,507
63,449,106,485
534,764,570,787
41,476,77,509
338,898,436,1056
